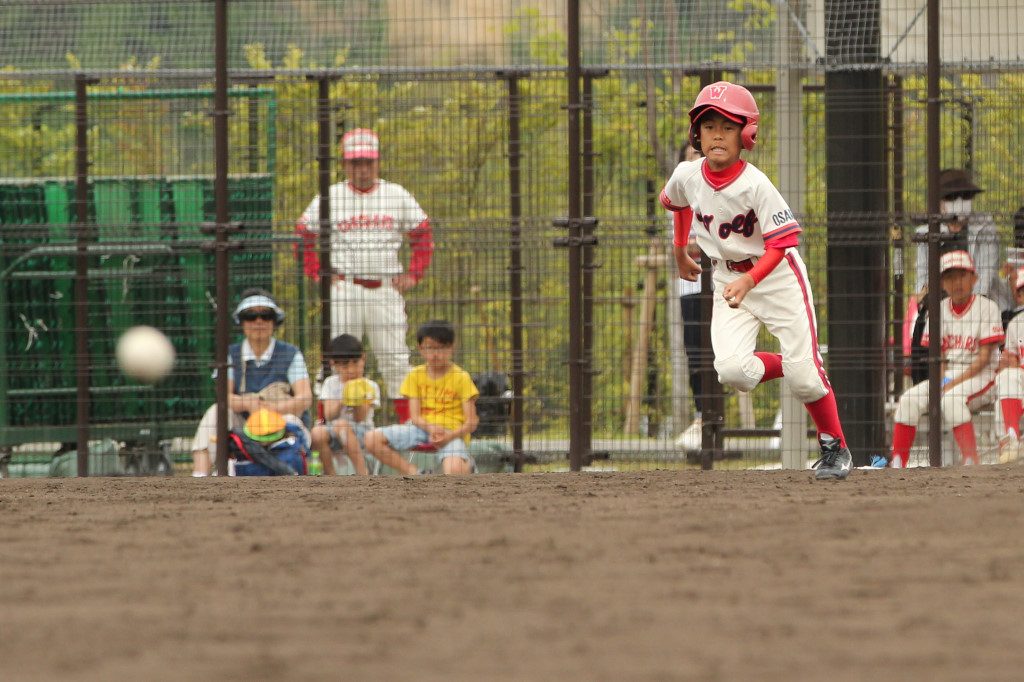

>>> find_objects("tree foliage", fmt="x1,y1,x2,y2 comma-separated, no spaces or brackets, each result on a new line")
3,17,1024,433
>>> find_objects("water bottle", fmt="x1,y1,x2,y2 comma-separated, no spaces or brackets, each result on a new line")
308,450,323,476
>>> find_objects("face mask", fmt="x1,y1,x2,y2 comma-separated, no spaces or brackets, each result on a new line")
941,197,972,223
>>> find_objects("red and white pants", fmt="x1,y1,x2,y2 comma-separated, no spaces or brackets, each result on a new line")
710,251,830,403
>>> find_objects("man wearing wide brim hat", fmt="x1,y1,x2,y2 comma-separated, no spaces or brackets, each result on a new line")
938,167,984,198
913,168,1010,311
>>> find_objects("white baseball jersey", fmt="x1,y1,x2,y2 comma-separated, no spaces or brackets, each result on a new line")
1004,309,1024,364
660,159,800,262
298,180,428,278
320,374,381,429
896,295,1003,430
920,294,1003,373
660,159,831,403
996,309,1024,409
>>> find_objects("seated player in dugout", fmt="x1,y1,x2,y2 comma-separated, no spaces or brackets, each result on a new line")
659,80,852,480
889,251,1003,467
994,268,1024,464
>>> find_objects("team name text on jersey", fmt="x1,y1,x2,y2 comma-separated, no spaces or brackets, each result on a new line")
942,334,980,354
338,214,395,231
695,209,758,240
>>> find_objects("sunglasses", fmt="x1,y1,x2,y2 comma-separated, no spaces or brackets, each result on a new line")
239,310,276,322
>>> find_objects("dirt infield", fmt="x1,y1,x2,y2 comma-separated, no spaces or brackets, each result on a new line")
3,467,1024,681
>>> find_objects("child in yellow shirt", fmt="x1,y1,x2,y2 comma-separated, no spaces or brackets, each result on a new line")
365,320,479,474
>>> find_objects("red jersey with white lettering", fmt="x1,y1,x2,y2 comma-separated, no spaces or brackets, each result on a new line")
921,294,1003,372
659,158,800,262
298,180,428,278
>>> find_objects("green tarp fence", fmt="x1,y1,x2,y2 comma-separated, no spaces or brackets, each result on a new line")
0,174,273,444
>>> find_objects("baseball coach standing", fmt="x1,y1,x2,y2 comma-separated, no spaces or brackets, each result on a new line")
297,128,434,418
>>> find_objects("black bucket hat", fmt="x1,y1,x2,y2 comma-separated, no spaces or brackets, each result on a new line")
939,168,983,199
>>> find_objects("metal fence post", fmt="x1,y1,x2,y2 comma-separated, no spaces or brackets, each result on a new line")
926,0,942,467
503,72,526,471
565,0,588,471
315,76,335,377
212,0,232,477
74,73,95,477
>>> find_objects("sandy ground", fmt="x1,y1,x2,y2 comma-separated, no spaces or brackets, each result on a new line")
2,466,1024,681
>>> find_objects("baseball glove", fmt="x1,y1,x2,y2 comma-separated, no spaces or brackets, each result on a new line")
341,377,374,408
258,381,293,403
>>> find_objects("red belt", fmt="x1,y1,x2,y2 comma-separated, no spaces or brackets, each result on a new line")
726,258,754,274
335,275,383,289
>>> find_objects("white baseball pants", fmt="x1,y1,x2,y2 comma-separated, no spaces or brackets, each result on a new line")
330,278,410,397
996,366,1024,404
894,374,996,428
710,252,829,403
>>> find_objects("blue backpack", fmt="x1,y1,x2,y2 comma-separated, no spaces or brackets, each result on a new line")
228,421,309,476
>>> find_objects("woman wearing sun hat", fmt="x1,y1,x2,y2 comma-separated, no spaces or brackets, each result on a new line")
189,288,313,476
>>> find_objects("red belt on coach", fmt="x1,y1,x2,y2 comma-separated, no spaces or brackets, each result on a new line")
726,258,754,274
334,275,383,289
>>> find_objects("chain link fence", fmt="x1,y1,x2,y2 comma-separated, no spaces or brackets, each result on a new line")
1,1,1022,475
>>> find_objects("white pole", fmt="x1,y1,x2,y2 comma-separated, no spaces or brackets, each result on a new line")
777,0,809,469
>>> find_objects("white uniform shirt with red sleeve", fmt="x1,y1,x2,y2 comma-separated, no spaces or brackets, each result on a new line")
659,158,801,261
921,294,1004,373
298,180,429,279
1003,308,1024,365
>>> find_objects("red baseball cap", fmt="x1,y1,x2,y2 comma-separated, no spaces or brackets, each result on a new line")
693,105,745,125
341,128,379,160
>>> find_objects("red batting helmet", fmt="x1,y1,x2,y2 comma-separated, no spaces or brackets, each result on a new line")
688,81,760,151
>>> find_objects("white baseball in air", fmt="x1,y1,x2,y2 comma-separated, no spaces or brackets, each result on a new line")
116,326,176,383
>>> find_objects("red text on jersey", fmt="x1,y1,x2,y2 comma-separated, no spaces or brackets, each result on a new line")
942,334,980,354
695,208,758,240
338,214,395,231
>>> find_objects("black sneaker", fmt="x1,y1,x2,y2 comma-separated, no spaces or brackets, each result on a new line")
812,433,852,480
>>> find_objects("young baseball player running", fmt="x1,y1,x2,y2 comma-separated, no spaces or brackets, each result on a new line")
889,250,1003,467
310,334,382,476
660,80,852,479
994,268,1024,463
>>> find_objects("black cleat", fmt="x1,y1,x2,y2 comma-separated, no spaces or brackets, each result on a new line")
812,433,852,480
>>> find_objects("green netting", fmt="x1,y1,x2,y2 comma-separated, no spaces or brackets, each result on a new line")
0,174,273,430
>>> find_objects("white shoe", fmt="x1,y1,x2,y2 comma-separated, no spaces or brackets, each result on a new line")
999,431,1020,464
674,417,702,450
